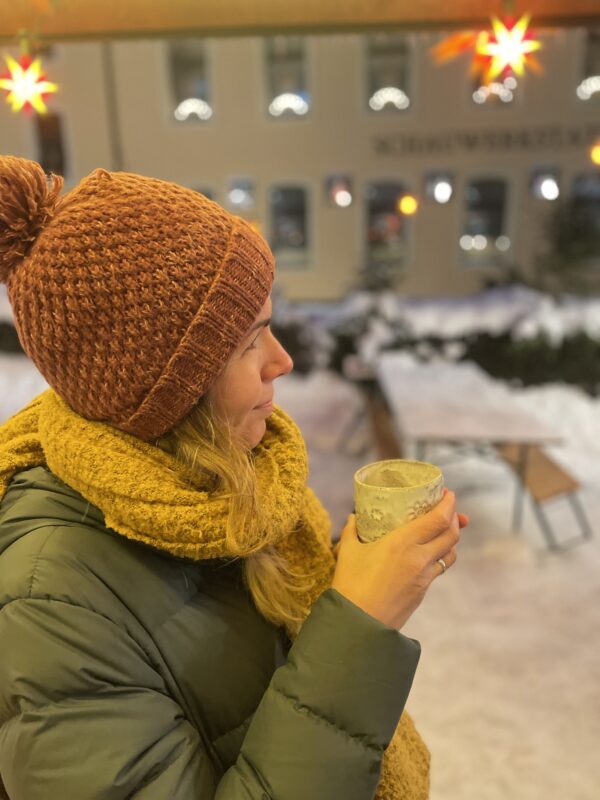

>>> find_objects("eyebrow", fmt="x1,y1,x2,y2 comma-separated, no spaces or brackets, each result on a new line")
245,317,271,337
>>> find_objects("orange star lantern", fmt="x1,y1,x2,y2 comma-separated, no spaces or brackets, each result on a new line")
0,53,58,114
431,11,542,85
476,14,542,82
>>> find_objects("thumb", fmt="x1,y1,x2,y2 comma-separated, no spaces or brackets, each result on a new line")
339,513,358,543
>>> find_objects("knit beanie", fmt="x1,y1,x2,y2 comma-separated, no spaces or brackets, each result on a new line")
0,157,274,439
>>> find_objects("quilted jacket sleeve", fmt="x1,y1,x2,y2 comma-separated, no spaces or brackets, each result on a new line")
0,587,419,800
217,588,421,800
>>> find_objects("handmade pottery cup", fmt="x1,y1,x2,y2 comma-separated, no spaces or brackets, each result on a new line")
354,459,444,543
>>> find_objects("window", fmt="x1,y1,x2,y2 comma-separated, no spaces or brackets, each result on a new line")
325,175,353,208
544,173,600,273
530,169,560,201
365,182,410,265
460,178,510,261
576,28,600,101
265,37,309,118
425,173,454,204
168,39,213,121
35,112,66,176
269,186,308,266
193,187,215,201
572,173,600,237
227,178,255,212
366,33,411,112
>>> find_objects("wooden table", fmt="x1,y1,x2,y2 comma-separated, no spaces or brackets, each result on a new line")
374,355,574,542
376,356,559,443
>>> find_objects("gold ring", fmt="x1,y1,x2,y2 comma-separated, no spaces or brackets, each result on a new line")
437,558,447,574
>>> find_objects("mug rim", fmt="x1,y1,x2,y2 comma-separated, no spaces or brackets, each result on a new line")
354,458,443,491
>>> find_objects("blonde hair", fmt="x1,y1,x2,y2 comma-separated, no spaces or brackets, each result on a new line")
156,396,313,637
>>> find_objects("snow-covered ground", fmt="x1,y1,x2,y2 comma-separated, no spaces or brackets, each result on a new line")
275,369,600,800
2,286,600,799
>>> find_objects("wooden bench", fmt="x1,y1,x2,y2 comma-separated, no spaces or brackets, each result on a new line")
495,443,593,550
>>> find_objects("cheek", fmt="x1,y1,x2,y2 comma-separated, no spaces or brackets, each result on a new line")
208,358,269,448
226,365,264,417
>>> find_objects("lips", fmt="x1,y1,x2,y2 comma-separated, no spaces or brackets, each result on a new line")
254,399,273,410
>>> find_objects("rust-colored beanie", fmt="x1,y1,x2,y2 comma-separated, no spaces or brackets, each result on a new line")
0,157,274,439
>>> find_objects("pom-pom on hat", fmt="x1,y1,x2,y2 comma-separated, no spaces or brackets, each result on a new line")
0,157,274,439
0,157,63,282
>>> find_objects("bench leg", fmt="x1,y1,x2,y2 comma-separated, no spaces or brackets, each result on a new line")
511,444,530,534
532,492,593,550
530,499,560,550
336,406,368,453
566,492,594,540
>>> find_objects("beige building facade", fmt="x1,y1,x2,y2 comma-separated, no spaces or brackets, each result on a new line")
0,28,598,300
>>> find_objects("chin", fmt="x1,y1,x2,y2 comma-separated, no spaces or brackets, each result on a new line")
245,420,267,450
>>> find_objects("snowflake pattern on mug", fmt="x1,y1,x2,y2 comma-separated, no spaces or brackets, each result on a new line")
407,499,435,521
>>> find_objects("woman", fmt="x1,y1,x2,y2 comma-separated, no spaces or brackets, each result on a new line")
0,157,466,799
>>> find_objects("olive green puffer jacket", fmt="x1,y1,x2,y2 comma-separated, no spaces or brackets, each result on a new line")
0,467,421,799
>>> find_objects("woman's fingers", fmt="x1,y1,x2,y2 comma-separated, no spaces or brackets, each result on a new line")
409,491,457,544
422,511,461,562
430,545,458,579
336,494,468,558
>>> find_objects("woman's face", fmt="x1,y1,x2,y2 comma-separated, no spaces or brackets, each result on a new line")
207,296,293,449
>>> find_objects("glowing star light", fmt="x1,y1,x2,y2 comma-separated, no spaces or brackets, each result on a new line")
476,14,542,82
0,53,57,113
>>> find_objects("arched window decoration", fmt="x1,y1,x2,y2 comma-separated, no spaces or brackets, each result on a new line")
471,74,517,106
169,39,213,122
366,34,411,113
460,178,510,262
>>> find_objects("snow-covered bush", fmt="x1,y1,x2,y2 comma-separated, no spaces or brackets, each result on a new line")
272,286,600,396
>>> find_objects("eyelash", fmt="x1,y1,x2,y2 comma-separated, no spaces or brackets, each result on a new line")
245,328,266,351
244,325,271,353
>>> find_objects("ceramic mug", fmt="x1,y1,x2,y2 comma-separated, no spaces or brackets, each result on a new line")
354,459,444,543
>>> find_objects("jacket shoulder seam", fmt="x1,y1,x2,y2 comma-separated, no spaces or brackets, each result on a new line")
26,526,62,598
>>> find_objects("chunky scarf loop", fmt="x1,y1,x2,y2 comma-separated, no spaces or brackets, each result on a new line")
0,390,430,799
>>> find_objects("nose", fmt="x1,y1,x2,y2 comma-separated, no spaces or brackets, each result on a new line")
279,344,294,377
266,332,294,379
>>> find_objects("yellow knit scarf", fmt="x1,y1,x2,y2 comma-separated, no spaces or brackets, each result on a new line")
0,390,430,799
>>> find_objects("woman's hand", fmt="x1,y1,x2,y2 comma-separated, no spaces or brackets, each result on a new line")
331,491,468,631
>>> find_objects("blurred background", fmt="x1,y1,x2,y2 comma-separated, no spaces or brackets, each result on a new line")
1,1,600,798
